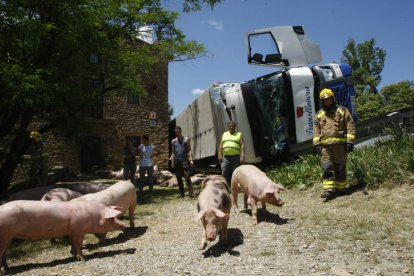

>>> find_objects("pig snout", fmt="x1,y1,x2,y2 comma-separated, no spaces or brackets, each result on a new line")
206,231,217,241
112,217,127,230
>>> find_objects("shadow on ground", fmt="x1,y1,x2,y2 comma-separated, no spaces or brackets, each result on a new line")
240,209,289,225
6,247,135,275
202,228,243,258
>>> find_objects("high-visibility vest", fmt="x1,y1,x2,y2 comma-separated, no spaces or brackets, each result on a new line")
222,131,241,156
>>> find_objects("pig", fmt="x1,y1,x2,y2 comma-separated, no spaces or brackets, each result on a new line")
59,182,112,194
0,200,126,272
7,185,57,201
194,175,231,250
231,164,286,225
40,188,84,244
40,188,83,201
72,180,137,243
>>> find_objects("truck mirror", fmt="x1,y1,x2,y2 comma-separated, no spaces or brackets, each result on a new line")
252,53,263,63
265,54,282,64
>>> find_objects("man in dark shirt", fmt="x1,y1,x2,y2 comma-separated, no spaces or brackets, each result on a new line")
170,126,193,197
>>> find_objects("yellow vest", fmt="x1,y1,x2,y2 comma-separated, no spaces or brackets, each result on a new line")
222,131,241,156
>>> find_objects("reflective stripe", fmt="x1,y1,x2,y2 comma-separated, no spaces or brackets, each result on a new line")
335,180,347,189
313,137,320,143
320,137,347,144
317,110,325,119
323,180,335,190
222,132,241,156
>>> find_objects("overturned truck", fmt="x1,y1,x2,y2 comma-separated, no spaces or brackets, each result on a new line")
170,26,357,169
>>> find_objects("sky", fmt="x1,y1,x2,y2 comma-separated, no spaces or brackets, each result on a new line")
167,0,414,118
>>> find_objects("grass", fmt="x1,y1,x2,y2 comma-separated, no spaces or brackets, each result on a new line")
266,132,414,190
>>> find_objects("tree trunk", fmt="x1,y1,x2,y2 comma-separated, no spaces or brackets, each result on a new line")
0,108,33,194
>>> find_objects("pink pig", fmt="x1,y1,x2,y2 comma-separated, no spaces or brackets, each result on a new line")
0,200,125,271
195,175,231,250
60,182,112,195
8,186,56,201
41,188,83,201
231,164,286,225
72,180,136,244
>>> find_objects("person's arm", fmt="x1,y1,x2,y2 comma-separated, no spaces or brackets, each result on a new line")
218,135,223,162
186,138,194,166
239,134,245,164
170,140,176,168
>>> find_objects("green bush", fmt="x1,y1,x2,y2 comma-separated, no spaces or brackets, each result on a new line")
266,133,414,190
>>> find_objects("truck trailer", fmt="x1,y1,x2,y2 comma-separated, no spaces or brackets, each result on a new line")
170,26,357,168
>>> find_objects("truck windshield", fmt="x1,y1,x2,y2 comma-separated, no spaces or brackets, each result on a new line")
243,72,288,156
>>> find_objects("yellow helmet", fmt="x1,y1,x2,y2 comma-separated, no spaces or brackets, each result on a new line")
319,88,335,100
30,131,42,142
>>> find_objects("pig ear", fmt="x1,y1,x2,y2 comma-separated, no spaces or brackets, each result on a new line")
212,208,226,218
105,206,122,218
194,210,205,221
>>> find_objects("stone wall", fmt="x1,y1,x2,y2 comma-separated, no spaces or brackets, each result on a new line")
12,61,170,182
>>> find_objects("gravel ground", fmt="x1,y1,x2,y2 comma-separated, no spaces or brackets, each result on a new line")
5,184,414,276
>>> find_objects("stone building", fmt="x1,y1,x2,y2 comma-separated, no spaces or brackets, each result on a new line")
13,60,170,182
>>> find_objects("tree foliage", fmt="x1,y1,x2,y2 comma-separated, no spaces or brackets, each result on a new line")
0,0,222,192
341,38,386,94
380,81,414,111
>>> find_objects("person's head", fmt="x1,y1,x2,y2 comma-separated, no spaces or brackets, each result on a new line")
30,131,42,142
227,121,236,133
142,134,149,144
319,88,335,108
175,126,182,137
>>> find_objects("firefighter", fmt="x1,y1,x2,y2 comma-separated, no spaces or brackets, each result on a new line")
313,88,355,201
27,131,49,187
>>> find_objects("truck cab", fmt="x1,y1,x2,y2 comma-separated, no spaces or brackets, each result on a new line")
172,26,357,167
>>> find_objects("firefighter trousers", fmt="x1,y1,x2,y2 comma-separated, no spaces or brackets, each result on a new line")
320,144,348,191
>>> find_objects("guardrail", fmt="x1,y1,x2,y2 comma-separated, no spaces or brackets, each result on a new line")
355,106,414,144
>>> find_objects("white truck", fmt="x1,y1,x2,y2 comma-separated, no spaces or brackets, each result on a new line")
171,26,357,167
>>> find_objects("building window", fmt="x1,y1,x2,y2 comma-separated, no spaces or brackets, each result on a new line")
127,91,141,105
89,53,101,64
82,96,103,119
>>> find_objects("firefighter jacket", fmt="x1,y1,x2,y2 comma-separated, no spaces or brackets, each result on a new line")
313,105,355,146
221,131,242,156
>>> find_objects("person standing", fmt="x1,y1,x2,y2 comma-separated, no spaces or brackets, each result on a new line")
218,121,245,187
313,88,355,201
170,126,193,197
138,134,161,195
27,131,49,187
123,140,137,183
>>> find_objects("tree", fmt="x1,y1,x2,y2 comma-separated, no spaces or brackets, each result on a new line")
380,81,414,112
0,0,223,193
341,38,386,94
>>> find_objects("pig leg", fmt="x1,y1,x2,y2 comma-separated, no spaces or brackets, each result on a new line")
128,205,135,228
261,201,267,212
0,240,11,271
231,181,240,213
94,233,107,246
247,195,259,225
200,228,207,250
243,193,248,209
70,235,86,261
219,217,230,246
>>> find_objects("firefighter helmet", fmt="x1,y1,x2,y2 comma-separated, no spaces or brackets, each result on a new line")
319,88,335,100
30,131,42,142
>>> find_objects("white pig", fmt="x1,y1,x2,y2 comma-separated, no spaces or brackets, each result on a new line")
195,175,231,250
231,164,286,225
41,187,83,201
72,180,137,243
0,200,125,272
